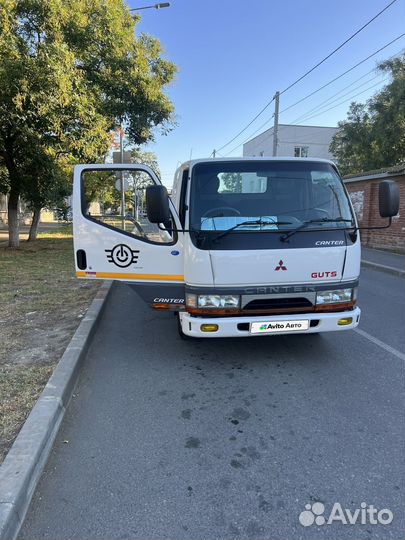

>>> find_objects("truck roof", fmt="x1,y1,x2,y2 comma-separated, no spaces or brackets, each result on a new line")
180,156,336,169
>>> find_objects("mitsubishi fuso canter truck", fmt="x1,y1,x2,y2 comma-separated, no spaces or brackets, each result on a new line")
73,158,399,338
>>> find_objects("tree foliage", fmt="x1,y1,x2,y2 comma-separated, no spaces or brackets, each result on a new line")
131,147,161,177
0,0,176,246
129,147,161,192
330,54,405,176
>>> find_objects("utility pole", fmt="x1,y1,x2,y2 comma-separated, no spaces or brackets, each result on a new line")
212,149,216,158
272,91,280,157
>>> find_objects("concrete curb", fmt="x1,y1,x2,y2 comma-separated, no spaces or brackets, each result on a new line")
361,259,404,277
0,281,113,540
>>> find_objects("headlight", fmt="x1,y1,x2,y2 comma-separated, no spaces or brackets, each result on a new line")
198,295,240,308
185,293,240,309
316,288,353,305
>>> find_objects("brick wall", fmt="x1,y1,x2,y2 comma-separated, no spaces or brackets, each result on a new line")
345,175,405,251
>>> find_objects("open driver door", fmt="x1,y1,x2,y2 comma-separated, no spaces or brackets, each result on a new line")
73,164,185,309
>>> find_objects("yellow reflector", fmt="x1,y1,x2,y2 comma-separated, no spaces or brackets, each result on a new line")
338,317,353,326
200,324,219,332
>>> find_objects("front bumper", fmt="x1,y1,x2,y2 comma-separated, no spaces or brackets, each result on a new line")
179,307,361,338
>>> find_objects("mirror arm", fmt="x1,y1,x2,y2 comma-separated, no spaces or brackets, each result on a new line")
354,217,392,231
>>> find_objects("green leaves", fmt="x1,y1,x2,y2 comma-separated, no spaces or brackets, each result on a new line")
0,0,177,245
330,54,405,176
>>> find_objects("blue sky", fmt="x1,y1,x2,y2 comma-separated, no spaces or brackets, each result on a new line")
127,0,405,186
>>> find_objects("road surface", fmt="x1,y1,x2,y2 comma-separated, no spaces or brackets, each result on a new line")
19,266,404,540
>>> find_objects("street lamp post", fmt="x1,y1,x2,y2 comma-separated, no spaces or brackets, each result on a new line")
130,3,170,12
126,2,169,221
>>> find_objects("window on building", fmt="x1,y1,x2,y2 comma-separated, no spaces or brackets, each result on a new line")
259,151,264,157
294,146,309,158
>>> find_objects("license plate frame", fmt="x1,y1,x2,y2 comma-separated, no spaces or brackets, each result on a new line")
250,319,310,334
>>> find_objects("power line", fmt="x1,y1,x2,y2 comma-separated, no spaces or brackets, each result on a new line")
215,95,276,153
279,35,404,115
287,73,386,123
223,46,403,156
224,80,375,156
291,77,389,125
214,0,399,154
243,77,389,156
225,116,275,156
279,0,398,95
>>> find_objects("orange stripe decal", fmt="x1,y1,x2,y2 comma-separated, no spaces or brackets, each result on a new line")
76,271,184,282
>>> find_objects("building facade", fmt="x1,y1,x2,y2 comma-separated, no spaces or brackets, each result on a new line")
243,124,338,160
344,164,405,252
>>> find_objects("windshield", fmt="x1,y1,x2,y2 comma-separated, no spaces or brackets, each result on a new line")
189,160,354,232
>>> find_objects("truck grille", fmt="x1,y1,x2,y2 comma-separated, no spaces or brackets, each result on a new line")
243,297,313,311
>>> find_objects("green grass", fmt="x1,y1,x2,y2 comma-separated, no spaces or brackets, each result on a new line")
1,236,78,315
0,229,100,462
0,364,54,461
0,226,89,315
38,223,73,237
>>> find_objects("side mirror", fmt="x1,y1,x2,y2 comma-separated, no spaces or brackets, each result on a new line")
379,180,400,218
146,185,170,223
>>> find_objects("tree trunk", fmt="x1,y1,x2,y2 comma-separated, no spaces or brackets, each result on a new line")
7,190,20,248
27,207,41,242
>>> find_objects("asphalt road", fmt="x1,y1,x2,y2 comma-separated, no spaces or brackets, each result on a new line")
362,247,404,271
19,267,404,540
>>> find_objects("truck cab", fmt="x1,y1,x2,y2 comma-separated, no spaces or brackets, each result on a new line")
72,157,398,338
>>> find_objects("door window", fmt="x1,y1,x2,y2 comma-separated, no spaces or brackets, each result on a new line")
81,168,175,244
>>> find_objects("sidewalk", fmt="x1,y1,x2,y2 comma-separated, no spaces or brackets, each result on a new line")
361,247,404,276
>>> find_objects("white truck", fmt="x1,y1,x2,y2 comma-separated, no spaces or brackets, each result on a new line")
73,158,399,338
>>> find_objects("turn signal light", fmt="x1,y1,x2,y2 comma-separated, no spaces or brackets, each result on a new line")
315,301,356,312
152,303,170,310
200,324,219,333
338,317,353,326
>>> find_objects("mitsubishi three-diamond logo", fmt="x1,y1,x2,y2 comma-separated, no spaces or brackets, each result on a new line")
105,244,139,268
275,259,287,271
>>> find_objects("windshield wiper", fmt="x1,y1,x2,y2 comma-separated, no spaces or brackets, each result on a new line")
280,217,354,242
213,219,292,242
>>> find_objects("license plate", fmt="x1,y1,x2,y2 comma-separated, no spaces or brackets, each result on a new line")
250,320,310,334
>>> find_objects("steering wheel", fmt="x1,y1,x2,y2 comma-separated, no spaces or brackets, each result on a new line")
202,207,241,218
